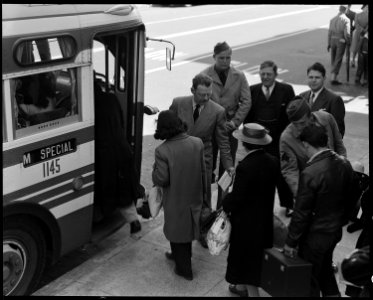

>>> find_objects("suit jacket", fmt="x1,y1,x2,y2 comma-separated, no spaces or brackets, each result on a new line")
152,133,206,243
245,81,295,143
200,65,252,127
286,150,354,247
300,88,345,137
170,96,233,172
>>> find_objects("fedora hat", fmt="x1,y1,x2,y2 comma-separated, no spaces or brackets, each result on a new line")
232,123,272,145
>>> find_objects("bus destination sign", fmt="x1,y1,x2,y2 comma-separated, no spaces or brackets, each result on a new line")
23,139,77,168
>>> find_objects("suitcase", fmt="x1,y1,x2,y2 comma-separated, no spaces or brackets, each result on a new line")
260,248,312,297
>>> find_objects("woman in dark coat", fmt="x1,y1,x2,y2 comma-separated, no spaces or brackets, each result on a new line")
222,123,280,297
152,110,207,281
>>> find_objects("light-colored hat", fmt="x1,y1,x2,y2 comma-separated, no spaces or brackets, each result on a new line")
232,123,272,145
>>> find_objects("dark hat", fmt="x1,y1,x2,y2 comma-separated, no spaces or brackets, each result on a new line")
286,98,311,122
156,110,181,131
213,41,231,55
232,123,272,145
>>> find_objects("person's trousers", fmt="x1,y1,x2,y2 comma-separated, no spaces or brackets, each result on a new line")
330,38,346,76
299,230,342,297
170,242,192,276
356,52,368,82
212,131,238,209
262,141,293,209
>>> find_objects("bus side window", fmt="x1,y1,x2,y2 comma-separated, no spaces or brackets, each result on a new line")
12,68,78,135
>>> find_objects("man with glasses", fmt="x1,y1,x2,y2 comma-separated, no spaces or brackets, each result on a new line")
170,73,235,210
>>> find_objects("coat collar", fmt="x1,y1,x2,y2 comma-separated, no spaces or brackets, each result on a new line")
306,149,334,166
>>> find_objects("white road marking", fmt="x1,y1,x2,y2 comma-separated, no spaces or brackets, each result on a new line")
144,5,261,25
153,6,328,40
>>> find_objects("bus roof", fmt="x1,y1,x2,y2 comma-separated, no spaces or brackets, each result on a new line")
2,4,144,38
2,4,145,76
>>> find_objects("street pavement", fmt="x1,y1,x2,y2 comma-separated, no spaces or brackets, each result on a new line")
34,94,368,297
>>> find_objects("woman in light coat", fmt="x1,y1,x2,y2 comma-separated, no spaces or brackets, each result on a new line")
152,110,207,281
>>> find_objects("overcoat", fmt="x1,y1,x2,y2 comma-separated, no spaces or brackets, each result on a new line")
152,133,206,243
300,88,345,137
222,149,279,286
170,96,233,204
200,65,251,127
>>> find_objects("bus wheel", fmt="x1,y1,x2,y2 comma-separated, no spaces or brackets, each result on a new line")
3,218,47,296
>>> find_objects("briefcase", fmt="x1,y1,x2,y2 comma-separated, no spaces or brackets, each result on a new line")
260,248,312,297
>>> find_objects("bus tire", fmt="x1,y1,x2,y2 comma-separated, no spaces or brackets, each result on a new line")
3,218,47,296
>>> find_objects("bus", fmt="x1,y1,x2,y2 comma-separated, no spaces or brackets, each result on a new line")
2,4,174,296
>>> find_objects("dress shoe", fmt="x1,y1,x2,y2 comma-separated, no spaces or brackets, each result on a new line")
130,220,141,234
165,252,175,260
229,284,248,297
331,80,342,85
174,267,193,281
285,208,293,217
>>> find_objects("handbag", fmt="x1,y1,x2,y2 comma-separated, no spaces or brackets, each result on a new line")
207,210,231,255
147,185,163,218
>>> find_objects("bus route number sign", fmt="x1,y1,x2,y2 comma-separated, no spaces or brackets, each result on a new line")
23,139,77,169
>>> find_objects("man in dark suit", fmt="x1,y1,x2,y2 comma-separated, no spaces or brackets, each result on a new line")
299,62,345,137
170,73,235,209
244,60,295,217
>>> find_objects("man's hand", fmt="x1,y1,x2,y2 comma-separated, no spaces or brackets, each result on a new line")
283,244,297,258
227,166,236,178
327,45,331,52
225,120,237,132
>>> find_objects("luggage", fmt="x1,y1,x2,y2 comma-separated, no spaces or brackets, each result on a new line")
260,248,312,297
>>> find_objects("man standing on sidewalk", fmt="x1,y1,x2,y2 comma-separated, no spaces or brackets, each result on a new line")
284,124,354,297
299,62,346,138
244,60,295,217
200,41,251,208
279,97,346,213
328,5,351,85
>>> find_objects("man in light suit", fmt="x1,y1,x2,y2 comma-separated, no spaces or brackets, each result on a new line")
244,60,295,217
328,5,351,84
170,73,235,208
200,41,251,208
299,62,345,138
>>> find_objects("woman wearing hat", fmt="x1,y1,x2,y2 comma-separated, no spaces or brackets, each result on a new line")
152,110,207,281
222,123,280,297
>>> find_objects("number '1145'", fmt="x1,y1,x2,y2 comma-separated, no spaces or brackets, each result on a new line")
43,158,61,178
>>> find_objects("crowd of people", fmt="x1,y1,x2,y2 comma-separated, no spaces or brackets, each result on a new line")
103,6,369,297
142,36,369,297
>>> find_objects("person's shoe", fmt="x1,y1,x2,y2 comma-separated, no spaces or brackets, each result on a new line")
130,220,142,234
174,267,193,281
355,79,361,85
165,252,175,260
285,208,293,217
137,202,151,219
331,80,342,85
229,284,248,297
199,236,208,249
361,81,368,87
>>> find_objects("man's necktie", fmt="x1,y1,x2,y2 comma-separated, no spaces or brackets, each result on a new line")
193,104,200,122
309,92,315,105
265,87,270,100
